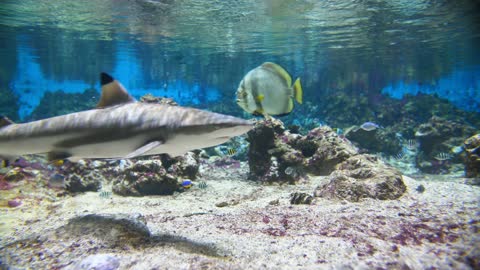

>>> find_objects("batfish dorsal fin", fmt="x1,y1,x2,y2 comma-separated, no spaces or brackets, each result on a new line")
97,72,136,108
0,116,14,128
261,62,292,87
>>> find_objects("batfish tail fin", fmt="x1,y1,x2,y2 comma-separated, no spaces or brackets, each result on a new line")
97,72,136,108
293,78,303,104
0,115,14,128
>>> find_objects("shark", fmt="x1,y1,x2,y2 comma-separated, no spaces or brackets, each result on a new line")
0,73,253,162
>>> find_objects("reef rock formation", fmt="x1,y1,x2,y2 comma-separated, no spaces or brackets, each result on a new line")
414,116,477,173
247,118,359,183
314,154,406,202
61,160,105,192
247,119,407,201
463,134,480,178
112,154,199,196
345,125,401,155
112,159,178,196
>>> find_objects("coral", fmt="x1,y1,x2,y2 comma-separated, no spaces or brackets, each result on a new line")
246,118,407,202
66,171,103,193
160,152,200,180
314,154,406,202
345,125,402,155
3,167,27,182
414,116,476,173
463,134,480,178
247,119,358,182
140,93,178,106
0,87,20,121
28,88,99,120
301,127,357,175
60,159,105,192
112,159,178,196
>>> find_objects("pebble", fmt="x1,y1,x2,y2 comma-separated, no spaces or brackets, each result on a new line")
73,254,120,270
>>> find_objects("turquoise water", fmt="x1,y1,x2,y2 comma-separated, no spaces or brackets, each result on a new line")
0,0,479,120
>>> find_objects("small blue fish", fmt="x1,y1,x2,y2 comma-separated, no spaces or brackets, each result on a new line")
182,179,192,189
360,122,381,131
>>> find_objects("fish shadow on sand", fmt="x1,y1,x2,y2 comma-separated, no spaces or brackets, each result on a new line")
1,214,224,259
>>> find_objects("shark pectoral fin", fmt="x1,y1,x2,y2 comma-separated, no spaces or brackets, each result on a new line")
47,151,72,162
125,141,163,159
97,72,136,108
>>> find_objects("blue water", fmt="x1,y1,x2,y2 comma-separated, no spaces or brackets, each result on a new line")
0,0,479,120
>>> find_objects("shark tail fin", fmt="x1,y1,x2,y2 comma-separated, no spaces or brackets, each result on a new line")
97,72,136,108
0,116,14,128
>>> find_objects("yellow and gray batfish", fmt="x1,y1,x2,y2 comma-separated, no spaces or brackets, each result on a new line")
0,73,253,162
236,62,303,117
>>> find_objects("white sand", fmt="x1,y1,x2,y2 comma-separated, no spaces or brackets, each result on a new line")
0,164,479,269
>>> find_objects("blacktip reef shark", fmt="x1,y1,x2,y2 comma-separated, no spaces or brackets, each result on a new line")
0,73,253,162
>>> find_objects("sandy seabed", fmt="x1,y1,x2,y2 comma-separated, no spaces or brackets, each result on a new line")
0,163,479,270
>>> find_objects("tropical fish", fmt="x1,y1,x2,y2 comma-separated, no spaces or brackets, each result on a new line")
181,179,192,189
236,62,303,117
225,148,236,156
434,152,452,161
360,121,381,131
0,73,253,162
1,159,9,168
99,190,112,199
197,181,208,189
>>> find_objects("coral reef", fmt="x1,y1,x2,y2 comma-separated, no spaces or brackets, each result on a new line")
112,154,199,196
345,125,401,155
112,159,176,196
0,87,19,121
247,118,407,201
414,116,476,173
314,155,406,202
61,160,105,193
140,93,178,106
463,134,480,178
247,119,358,183
28,88,99,120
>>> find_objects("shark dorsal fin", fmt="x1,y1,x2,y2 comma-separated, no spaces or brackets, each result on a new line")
0,116,14,128
97,72,136,108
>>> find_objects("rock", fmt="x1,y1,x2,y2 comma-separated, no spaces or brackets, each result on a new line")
415,116,476,156
463,134,480,178
247,119,357,183
139,93,178,106
3,168,25,182
345,125,401,155
314,154,406,202
66,171,103,192
112,159,178,196
7,199,22,207
302,127,357,175
73,254,120,270
414,117,477,174
162,152,200,180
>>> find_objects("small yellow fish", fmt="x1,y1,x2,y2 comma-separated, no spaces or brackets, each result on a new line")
236,62,302,117
226,148,236,156
1,159,9,168
51,159,64,167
